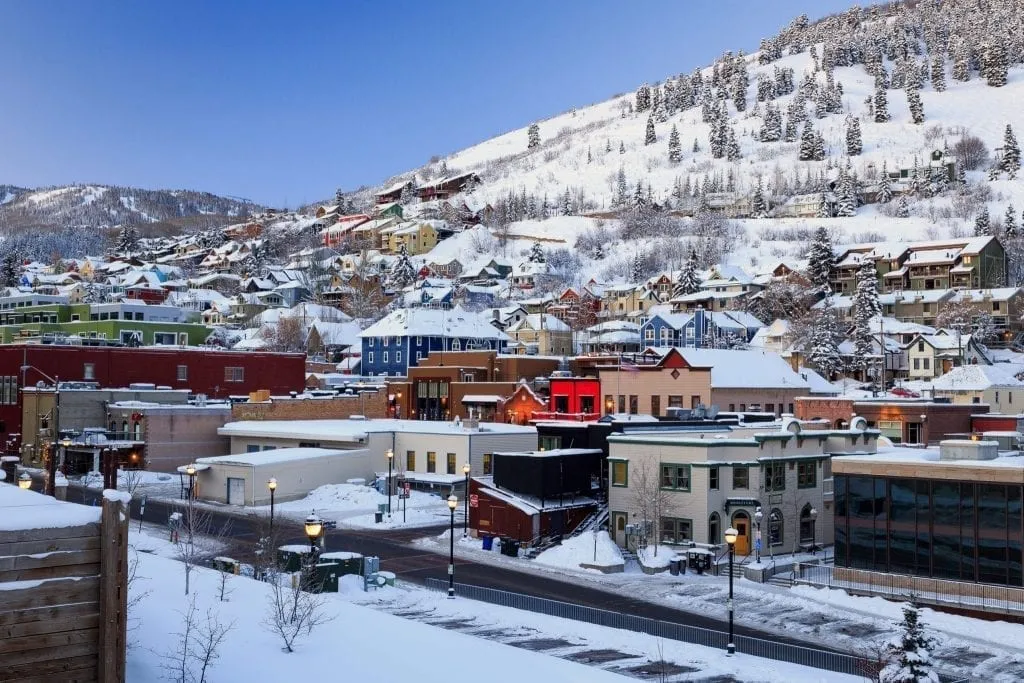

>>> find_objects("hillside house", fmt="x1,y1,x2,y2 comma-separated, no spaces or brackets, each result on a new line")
416,172,480,202
930,364,1024,413
505,314,573,356
905,332,990,380
641,309,763,349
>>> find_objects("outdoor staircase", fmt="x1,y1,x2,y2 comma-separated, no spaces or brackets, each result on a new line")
572,504,609,537
767,571,795,588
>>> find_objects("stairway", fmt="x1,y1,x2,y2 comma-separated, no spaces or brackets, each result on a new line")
572,505,609,536
767,572,795,588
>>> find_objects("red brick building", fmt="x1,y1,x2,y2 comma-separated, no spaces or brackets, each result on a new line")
5,345,305,451
533,377,601,421
794,397,987,445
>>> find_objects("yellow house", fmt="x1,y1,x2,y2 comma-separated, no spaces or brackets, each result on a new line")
930,364,1023,413
387,222,437,255
905,332,987,380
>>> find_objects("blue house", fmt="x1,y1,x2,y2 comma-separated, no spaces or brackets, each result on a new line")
359,306,509,376
640,308,763,349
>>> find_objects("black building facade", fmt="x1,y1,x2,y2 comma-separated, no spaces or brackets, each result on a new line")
834,474,1024,587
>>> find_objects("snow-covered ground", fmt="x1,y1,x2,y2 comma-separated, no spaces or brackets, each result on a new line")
418,532,1024,681
126,524,855,683
535,529,624,571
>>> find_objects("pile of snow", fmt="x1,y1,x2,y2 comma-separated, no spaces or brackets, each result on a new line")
637,545,675,570
535,530,623,571
0,485,101,530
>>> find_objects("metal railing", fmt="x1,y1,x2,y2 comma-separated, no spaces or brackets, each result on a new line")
795,563,1024,617
423,578,865,676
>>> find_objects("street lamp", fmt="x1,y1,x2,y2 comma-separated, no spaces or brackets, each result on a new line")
185,463,196,545
447,493,458,598
386,448,394,516
754,507,763,565
304,512,323,554
810,507,818,554
724,526,738,655
18,472,31,490
267,478,277,534
462,462,471,538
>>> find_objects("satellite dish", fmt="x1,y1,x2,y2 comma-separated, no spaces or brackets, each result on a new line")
851,416,868,432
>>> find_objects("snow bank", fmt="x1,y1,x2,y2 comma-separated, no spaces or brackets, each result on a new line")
637,545,675,570
0,484,101,531
535,530,623,571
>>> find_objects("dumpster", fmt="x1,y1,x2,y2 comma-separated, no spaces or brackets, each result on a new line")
277,544,315,572
320,551,364,576
500,538,520,557
312,562,341,593
481,535,494,551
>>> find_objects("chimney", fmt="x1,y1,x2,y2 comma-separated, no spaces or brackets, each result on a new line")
939,438,997,461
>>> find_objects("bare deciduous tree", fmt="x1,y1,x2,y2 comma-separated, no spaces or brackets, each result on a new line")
262,567,334,653
161,595,235,683
630,460,675,557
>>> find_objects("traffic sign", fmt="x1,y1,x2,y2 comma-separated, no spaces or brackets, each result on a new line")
469,494,479,508
403,482,411,495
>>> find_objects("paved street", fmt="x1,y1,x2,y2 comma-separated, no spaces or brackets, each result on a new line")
65,484,845,654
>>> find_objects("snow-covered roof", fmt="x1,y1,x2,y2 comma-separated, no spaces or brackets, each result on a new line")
931,364,1024,391
0,483,102,531
507,314,571,333
905,249,958,266
359,306,509,341
217,418,536,442
196,447,355,467
949,288,1023,303
673,348,810,390
797,366,842,396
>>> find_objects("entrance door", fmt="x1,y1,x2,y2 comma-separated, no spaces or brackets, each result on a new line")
731,511,750,556
227,477,246,506
611,512,627,547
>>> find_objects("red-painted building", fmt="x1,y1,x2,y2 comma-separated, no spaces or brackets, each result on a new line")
971,414,1023,433
124,284,168,304
3,345,305,450
532,377,601,422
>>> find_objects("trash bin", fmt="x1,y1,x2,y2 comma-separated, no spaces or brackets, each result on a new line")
375,511,383,523
319,551,363,576
669,558,680,576
680,557,687,574
481,535,494,551
378,570,396,587
501,538,519,557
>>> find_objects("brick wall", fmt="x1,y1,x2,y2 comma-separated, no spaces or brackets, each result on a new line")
231,389,389,421
794,398,856,426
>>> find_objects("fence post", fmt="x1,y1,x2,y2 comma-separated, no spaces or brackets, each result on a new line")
98,494,129,683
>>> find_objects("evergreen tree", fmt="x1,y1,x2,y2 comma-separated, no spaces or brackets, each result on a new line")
527,122,540,149
896,195,910,218
1005,205,1018,239
587,148,592,164
853,260,881,373
836,169,856,217
807,226,835,291
334,188,345,207
808,297,843,380
846,117,862,156
813,132,826,161
726,125,741,161
632,181,647,215
673,249,701,297
616,167,629,208
630,252,643,283
387,243,416,290
645,116,656,145
619,140,626,154
529,241,546,263
0,252,20,288
879,167,893,203
605,138,612,153
930,55,946,92
692,138,700,153
668,124,682,163
985,43,1008,87
975,207,991,236
1002,124,1021,176
816,192,831,218
874,75,890,122
635,83,651,112
799,121,817,161
751,179,768,218
880,604,937,683
561,187,573,216
399,181,416,205
907,83,925,125
117,223,139,256
952,40,970,82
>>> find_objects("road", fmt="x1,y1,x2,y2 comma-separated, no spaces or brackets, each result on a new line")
65,485,844,654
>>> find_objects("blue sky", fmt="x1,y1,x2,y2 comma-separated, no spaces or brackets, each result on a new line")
0,1,853,207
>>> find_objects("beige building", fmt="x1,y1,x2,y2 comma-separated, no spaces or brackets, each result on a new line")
905,332,988,380
606,422,879,557
505,314,573,356
597,348,809,418
385,222,438,255
194,447,372,506
930,364,1023,413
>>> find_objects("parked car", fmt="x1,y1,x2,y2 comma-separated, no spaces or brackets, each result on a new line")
891,386,920,398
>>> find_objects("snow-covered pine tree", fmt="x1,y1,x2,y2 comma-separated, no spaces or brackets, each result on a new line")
807,226,835,291
529,241,546,263
673,249,701,298
1002,124,1021,177
0,252,19,288
644,116,656,145
751,179,768,218
561,187,573,216
907,83,925,125
117,223,139,256
853,260,881,373
985,43,1008,87
605,138,612,153
975,207,991,236
587,148,592,164
726,125,741,161
619,140,625,154
816,192,831,218
836,169,856,217
846,116,862,156
799,121,817,161
616,167,629,208
400,181,416,205
952,39,970,82
527,122,540,149
813,132,826,161
388,243,416,291
731,73,747,112
880,604,937,683
896,195,910,218
1005,205,1018,239
930,55,946,92
334,188,345,206
874,75,890,122
630,252,643,283
668,125,682,164
632,181,647,215
635,83,651,112
692,138,700,153
808,298,843,380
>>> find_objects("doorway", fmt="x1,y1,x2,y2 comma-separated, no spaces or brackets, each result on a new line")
611,512,627,547
227,477,245,506
731,511,751,556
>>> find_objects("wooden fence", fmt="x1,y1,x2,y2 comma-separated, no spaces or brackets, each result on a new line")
0,496,129,683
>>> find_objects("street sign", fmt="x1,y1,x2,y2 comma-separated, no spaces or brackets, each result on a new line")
469,494,479,508
403,482,410,495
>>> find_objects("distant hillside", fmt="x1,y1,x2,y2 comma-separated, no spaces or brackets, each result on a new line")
0,184,263,235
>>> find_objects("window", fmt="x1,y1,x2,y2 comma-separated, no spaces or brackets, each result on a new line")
645,328,654,340
368,351,374,363
913,358,920,370
769,508,784,546
176,365,188,382
660,517,692,544
764,461,786,492
918,341,925,352
798,461,817,488
709,467,719,490
788,403,794,414
617,395,625,413
708,512,721,544
246,445,260,453
0,376,17,405
766,403,775,414
728,404,735,412
482,453,493,475
384,337,390,347
628,395,638,414
800,503,817,544
427,452,436,473
611,460,628,487
298,441,321,448
691,395,701,408
451,339,460,351
154,332,176,345
406,451,415,471
416,352,422,361
923,358,930,369
732,466,749,490
383,351,389,363
83,363,95,380
660,464,691,491
395,351,402,363
667,395,683,408
446,453,456,474
650,395,660,416
224,367,244,383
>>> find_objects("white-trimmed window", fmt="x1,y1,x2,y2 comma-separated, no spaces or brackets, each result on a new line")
383,351,389,363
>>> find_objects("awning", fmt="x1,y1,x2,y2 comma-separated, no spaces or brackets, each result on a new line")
462,395,502,403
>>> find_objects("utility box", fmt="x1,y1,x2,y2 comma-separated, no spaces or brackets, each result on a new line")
320,551,363,576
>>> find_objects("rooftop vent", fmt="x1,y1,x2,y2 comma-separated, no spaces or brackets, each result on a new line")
939,438,998,461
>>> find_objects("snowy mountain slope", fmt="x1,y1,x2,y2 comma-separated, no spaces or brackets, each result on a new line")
0,183,263,233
